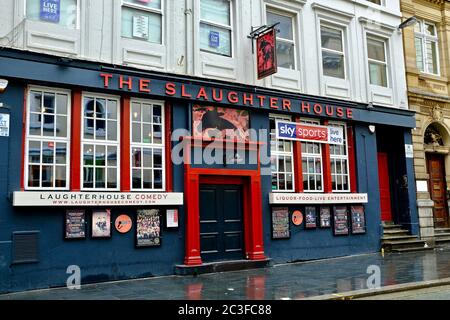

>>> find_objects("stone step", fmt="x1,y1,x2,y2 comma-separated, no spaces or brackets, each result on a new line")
382,224,403,229
435,228,450,234
435,236,450,243
391,247,434,253
382,239,428,251
383,229,410,235
435,233,450,238
381,235,418,241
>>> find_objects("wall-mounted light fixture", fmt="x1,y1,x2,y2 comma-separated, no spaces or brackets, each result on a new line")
0,79,8,93
398,16,418,29
369,125,376,134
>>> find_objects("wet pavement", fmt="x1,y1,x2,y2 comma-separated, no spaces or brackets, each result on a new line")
2,248,450,300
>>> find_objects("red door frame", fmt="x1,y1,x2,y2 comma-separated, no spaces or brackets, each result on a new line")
377,152,393,222
183,137,265,266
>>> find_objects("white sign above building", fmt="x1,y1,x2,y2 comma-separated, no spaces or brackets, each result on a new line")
269,193,368,205
13,192,184,207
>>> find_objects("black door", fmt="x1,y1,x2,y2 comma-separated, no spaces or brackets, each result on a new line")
200,184,244,262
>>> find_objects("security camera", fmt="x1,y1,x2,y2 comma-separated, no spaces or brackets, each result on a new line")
0,79,8,93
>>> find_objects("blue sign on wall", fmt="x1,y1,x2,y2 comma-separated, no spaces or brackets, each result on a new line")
40,0,61,23
209,31,220,48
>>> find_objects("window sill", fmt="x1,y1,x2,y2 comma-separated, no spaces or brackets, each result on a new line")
418,72,448,83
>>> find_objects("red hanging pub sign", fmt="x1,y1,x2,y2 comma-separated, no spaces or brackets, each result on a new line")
257,28,278,80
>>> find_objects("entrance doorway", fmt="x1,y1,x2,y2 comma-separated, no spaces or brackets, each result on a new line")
427,154,449,228
378,152,393,222
199,184,244,262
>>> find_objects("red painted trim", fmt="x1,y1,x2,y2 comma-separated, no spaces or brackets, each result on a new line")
347,125,357,193
20,87,28,191
70,91,82,191
294,117,303,192
121,96,131,192
165,102,173,192
199,176,244,185
184,171,202,266
322,120,332,193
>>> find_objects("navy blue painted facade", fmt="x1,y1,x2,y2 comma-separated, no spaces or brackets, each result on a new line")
0,49,417,293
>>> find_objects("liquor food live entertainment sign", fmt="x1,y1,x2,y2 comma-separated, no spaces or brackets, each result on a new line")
276,120,344,145
269,193,368,204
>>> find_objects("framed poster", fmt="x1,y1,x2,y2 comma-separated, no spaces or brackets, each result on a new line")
65,210,86,239
257,28,277,79
136,209,161,247
115,214,133,234
319,207,331,228
291,210,303,226
271,207,290,239
305,207,317,229
166,209,179,228
351,206,366,234
333,206,349,236
91,209,111,238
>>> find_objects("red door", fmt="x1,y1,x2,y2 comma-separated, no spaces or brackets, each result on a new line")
427,154,449,228
378,152,393,222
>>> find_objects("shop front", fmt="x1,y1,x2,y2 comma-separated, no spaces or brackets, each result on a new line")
0,49,418,293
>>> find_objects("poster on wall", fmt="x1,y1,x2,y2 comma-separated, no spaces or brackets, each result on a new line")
65,210,86,239
333,206,349,236
319,207,331,228
305,207,317,229
115,214,133,234
291,210,303,226
40,0,61,23
91,209,111,238
136,209,161,247
257,28,277,80
271,207,290,239
351,206,366,234
192,105,250,142
166,209,179,228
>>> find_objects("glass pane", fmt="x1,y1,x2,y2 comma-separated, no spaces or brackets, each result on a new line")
95,119,106,140
278,173,285,190
153,105,162,123
286,174,293,191
142,104,152,123
200,23,231,57
315,159,322,173
154,170,163,189
276,41,295,69
107,100,117,120
55,143,67,164
56,94,68,115
83,167,94,188
107,146,117,167
124,0,161,10
96,145,106,166
154,148,162,168
107,120,117,141
316,175,322,191
132,169,142,189
271,174,277,190
43,93,55,114
83,144,94,166
425,23,436,36
30,91,42,113
43,115,55,137
143,124,152,143
336,160,342,174
278,157,285,172
28,141,41,164
84,98,95,118
267,12,293,40
332,175,337,191
201,0,230,26
369,62,387,87
41,165,53,187
415,37,424,72
95,99,106,119
426,40,438,74
321,26,343,52
121,7,162,44
132,103,141,121
26,0,77,28
56,115,67,137
286,157,292,173
132,123,141,143
343,175,349,191
367,38,386,62
42,142,54,164
143,169,152,189
29,113,42,136
84,118,94,139
55,166,66,188
322,51,345,79
143,148,152,168
95,168,105,188
28,165,40,187
132,148,142,168
153,125,162,144
107,168,117,189
414,20,422,33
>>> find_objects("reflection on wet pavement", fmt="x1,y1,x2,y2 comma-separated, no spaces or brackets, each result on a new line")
3,248,450,300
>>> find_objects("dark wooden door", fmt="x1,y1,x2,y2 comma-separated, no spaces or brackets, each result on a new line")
199,184,244,262
427,154,449,228
377,152,393,222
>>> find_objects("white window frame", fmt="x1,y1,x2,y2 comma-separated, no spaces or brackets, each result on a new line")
329,122,350,193
366,35,389,88
25,86,71,191
414,20,440,76
24,0,81,30
270,114,295,192
320,23,346,79
367,0,384,5
266,7,297,70
121,0,165,45
300,118,324,193
130,98,166,192
199,0,234,57
81,92,121,191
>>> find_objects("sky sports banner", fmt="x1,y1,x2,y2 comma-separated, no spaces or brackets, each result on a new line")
275,120,344,145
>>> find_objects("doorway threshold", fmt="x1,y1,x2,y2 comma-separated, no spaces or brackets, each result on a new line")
175,259,271,276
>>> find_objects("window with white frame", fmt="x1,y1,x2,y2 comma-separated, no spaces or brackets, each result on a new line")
270,115,294,192
367,0,383,5
266,10,296,70
321,24,345,79
415,20,439,75
329,123,350,192
26,88,70,189
121,0,163,44
301,119,323,192
131,100,165,191
26,0,78,29
82,95,119,190
367,36,388,87
200,0,232,57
